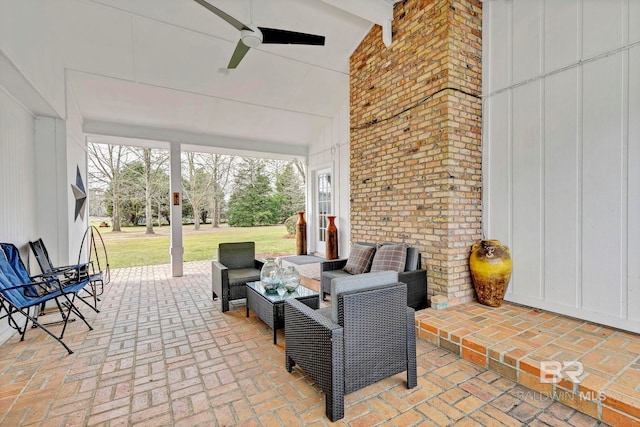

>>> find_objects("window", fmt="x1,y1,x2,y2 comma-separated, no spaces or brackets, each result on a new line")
317,170,332,246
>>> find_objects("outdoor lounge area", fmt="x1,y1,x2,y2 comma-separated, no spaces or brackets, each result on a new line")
1,0,640,425
0,260,629,426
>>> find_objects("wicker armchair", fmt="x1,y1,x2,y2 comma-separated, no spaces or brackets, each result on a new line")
212,242,264,312
284,272,417,421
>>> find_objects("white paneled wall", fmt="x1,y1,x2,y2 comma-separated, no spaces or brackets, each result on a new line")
0,89,37,245
483,0,640,332
308,104,350,256
0,87,38,343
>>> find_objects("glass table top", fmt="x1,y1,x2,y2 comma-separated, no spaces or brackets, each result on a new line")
247,281,318,302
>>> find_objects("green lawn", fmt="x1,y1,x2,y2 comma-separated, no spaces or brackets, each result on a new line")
93,223,296,269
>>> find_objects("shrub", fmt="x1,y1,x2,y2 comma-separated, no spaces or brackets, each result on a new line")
284,214,298,235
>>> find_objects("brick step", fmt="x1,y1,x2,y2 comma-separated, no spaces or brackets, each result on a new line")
414,301,640,426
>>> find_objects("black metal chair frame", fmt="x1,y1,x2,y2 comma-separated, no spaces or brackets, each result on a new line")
77,225,110,299
29,226,110,313
0,243,93,354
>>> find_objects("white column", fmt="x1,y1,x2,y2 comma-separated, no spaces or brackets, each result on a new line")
169,142,183,277
35,117,70,264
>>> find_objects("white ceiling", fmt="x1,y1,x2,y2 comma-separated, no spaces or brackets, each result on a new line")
58,0,381,157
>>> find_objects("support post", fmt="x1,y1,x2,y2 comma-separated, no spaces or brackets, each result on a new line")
169,143,183,277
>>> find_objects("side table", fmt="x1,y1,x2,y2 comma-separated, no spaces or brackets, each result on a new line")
246,281,319,344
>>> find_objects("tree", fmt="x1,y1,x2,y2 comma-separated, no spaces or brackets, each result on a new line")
149,152,170,226
88,187,107,216
137,148,169,232
208,154,235,227
88,143,132,232
273,161,305,223
118,161,146,226
143,149,154,234
292,158,307,185
89,144,169,231
227,158,278,226
182,152,214,230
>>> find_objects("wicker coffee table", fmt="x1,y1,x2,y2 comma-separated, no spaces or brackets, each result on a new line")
246,281,319,344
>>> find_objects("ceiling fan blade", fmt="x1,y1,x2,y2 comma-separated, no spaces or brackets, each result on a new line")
258,27,325,45
192,0,250,31
228,40,251,69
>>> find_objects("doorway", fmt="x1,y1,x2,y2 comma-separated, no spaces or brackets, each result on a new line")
316,168,332,254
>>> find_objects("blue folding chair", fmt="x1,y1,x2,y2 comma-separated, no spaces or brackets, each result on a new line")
0,243,93,354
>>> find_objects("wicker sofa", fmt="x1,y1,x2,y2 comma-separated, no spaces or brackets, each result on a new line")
284,272,417,421
320,243,428,310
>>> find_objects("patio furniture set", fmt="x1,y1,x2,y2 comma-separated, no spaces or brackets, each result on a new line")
211,241,425,421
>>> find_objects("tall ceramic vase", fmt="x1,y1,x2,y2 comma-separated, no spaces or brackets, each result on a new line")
326,215,338,260
296,211,307,255
469,240,512,307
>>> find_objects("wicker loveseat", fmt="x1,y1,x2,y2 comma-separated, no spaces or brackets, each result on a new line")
320,242,428,310
284,271,417,421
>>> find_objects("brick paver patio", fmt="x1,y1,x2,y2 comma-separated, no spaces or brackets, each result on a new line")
0,261,611,426
416,301,640,426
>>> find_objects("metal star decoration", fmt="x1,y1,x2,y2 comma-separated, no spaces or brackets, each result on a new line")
71,166,87,221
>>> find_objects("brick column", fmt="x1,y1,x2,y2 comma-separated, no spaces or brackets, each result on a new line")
349,0,482,306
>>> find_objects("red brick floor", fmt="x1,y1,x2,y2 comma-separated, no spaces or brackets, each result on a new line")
0,261,612,426
416,301,640,426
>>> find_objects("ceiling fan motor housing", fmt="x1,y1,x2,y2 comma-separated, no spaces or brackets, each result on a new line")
241,27,263,48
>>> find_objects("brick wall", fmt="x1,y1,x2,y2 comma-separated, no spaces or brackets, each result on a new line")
349,0,482,305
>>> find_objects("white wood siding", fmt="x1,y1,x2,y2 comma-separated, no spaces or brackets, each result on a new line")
0,89,37,246
308,104,350,256
0,87,38,343
483,0,640,332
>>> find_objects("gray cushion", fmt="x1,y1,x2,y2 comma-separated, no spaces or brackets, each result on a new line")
227,268,261,285
343,244,376,274
370,244,407,273
323,269,351,282
219,242,256,269
330,271,398,323
378,243,419,271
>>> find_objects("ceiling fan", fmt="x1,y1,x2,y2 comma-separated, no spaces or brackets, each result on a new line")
193,0,326,69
